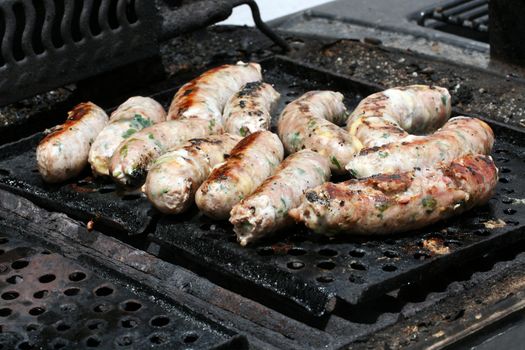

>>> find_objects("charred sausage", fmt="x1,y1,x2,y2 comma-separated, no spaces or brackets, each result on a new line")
144,134,242,214
230,150,330,246
223,81,280,136
347,85,451,147
346,117,494,178
37,102,108,183
290,154,498,235
89,96,166,176
168,61,262,127
195,130,284,220
110,118,221,187
277,91,362,174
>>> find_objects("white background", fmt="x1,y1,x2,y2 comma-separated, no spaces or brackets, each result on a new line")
220,0,333,26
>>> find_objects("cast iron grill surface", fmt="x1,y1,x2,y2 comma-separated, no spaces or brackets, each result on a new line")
416,0,489,43
0,235,242,349
0,0,159,106
0,57,375,235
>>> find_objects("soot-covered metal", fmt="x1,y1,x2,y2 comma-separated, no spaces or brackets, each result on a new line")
0,235,244,349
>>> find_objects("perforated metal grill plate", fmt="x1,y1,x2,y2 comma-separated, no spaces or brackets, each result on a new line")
0,235,242,349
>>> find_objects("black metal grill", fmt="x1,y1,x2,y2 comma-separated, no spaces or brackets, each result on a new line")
416,0,489,42
0,235,244,349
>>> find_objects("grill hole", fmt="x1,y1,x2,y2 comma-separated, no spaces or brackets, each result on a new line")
0,8,5,66
316,275,334,283
86,336,101,347
98,186,115,194
183,332,199,344
52,339,67,349
38,274,56,283
0,249,4,255
1,291,19,300
64,287,80,296
350,261,366,270
120,317,138,328
90,0,102,35
51,0,65,48
382,264,397,272
150,333,167,345
288,248,307,256
0,308,12,317
286,261,304,270
126,0,138,23
69,271,87,281
499,177,510,183
500,167,511,173
502,198,513,204
122,193,142,201
86,319,106,331
0,237,8,244
348,274,364,284
41,250,51,255
17,341,32,350
60,303,77,313
116,335,133,346
150,316,170,327
256,247,273,256
383,250,399,258
11,260,29,269
317,261,335,270
93,303,112,313
71,0,83,42
31,0,45,54
318,248,338,257
349,249,365,258
504,208,517,215
94,286,114,297
121,300,142,312
33,290,49,299
29,306,45,316
56,322,70,332
12,3,26,61
6,275,23,284
108,0,120,29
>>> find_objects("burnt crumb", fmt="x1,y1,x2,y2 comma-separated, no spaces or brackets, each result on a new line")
237,81,263,97
340,200,345,207
306,191,321,203
239,100,246,109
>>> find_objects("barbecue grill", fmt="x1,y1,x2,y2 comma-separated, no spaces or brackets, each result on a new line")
1,1,525,349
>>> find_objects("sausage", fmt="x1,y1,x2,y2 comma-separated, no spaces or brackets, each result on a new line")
223,81,280,136
289,154,498,235
168,61,262,127
144,134,242,214
346,117,494,178
277,91,362,175
88,96,166,176
36,102,108,183
195,130,284,220
230,150,330,246
347,85,451,147
109,118,221,187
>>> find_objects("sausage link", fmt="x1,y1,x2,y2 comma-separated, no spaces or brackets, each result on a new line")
37,102,108,183
277,91,362,174
110,118,221,187
89,96,166,176
195,130,284,220
223,81,280,136
346,117,494,178
347,85,451,147
168,61,262,127
290,154,498,235
230,150,330,246
144,134,242,214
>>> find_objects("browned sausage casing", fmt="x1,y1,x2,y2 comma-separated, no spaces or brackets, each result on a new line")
290,154,498,235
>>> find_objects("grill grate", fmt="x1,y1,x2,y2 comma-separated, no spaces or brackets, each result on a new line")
0,235,242,349
416,0,489,42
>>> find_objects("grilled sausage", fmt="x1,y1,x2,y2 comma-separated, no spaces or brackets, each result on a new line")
144,134,242,214
195,130,284,220
223,81,280,136
88,96,166,177
347,85,451,148
37,102,108,183
110,118,221,187
346,117,494,178
290,154,498,235
230,150,330,246
168,61,262,127
277,91,362,175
